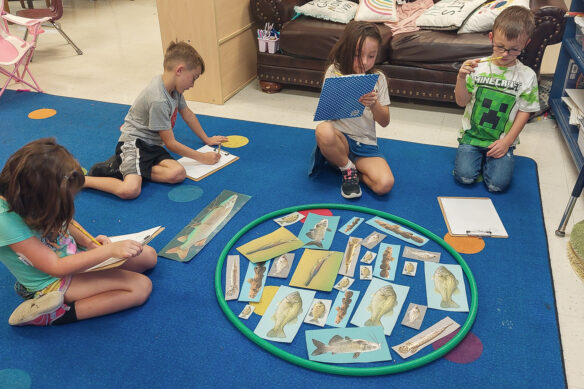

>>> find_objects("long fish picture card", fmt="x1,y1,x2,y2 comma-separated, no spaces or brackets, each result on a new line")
402,246,440,263
236,227,304,263
326,289,360,328
373,243,401,281
366,217,428,247
254,286,315,343
339,217,364,236
306,326,391,364
160,190,250,262
225,255,240,301
289,249,343,292
298,213,340,250
338,237,362,277
424,262,469,312
392,317,460,359
350,278,410,336
273,212,305,227
361,231,386,249
239,260,271,303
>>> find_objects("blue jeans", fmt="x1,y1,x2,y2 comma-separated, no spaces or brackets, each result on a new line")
453,143,515,192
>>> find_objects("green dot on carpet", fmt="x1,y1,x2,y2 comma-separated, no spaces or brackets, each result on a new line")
168,185,203,202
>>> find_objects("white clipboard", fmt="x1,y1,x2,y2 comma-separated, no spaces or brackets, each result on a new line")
438,197,508,238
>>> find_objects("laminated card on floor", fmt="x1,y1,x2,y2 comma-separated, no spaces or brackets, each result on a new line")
437,196,508,238
177,145,238,181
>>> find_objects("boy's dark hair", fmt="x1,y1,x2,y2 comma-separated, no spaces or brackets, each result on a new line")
327,21,382,76
493,6,535,40
164,41,205,73
0,138,84,237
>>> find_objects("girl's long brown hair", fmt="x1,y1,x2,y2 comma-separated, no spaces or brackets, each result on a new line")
0,138,85,237
326,21,382,76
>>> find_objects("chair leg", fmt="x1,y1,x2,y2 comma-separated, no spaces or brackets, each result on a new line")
51,21,83,55
556,165,584,236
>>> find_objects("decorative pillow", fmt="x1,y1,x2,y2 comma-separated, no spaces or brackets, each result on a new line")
458,0,530,34
355,0,398,23
415,0,486,31
294,0,359,24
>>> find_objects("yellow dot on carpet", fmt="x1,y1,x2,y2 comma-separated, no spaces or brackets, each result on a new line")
222,135,249,148
249,285,278,316
443,233,485,254
28,108,57,119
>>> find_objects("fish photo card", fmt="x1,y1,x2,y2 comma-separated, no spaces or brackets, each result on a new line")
361,231,386,249
304,299,332,327
360,250,375,264
424,262,469,312
401,303,427,330
249,285,279,316
160,190,250,262
236,227,304,263
338,237,362,277
333,276,354,292
402,246,441,263
225,255,240,301
402,261,418,277
298,213,340,250
273,212,305,227
360,265,372,280
306,326,391,364
350,278,410,336
326,289,360,328
339,217,364,236
238,260,271,303
289,249,343,292
392,317,460,359
239,304,255,319
267,253,295,279
373,243,401,281
366,217,428,247
254,286,315,343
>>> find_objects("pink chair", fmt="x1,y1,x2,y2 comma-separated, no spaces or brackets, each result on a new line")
0,3,49,98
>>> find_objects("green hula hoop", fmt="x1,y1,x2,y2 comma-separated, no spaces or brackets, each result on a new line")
214,203,478,376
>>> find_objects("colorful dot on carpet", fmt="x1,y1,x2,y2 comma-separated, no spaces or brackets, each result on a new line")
28,108,57,119
249,285,279,316
81,167,87,175
222,135,249,148
168,185,204,202
0,369,31,389
443,233,485,254
299,209,333,222
432,329,483,364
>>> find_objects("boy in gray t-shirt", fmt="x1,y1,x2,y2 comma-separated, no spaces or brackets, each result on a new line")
84,41,226,199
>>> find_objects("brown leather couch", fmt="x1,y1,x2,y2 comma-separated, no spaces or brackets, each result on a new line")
251,0,567,103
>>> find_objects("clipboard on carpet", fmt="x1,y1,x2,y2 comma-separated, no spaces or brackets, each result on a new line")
177,145,238,181
437,197,508,238
314,73,379,121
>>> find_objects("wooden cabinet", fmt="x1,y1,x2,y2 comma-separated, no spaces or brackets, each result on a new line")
157,0,257,104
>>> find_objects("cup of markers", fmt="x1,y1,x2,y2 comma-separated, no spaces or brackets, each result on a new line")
257,23,279,54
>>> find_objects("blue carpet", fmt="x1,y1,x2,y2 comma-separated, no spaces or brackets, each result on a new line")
0,90,565,388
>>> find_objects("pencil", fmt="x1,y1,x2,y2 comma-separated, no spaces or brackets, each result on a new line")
71,220,101,246
217,143,222,154
478,56,503,63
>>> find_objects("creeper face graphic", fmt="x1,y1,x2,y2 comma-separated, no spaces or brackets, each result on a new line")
471,87,515,135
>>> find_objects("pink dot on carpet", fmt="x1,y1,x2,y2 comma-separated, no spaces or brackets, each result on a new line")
431,328,483,364
298,209,333,222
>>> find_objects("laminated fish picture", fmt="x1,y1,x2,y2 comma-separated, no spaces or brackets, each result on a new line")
333,276,354,292
361,231,386,249
402,246,441,263
338,237,362,278
366,217,428,247
239,260,271,303
402,261,418,277
160,190,250,262
239,304,255,320
289,249,343,292
373,243,401,281
339,217,364,236
306,326,391,364
273,212,305,227
267,253,295,279
236,227,304,263
225,255,240,301
360,265,372,280
360,250,375,264
392,317,460,359
303,299,332,327
254,286,315,343
350,278,410,336
400,303,427,330
326,289,360,328
298,213,340,250
424,262,469,312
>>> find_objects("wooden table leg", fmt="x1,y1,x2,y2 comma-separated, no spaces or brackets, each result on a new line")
3,0,10,13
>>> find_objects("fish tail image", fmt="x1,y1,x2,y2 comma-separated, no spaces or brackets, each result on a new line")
267,327,286,338
440,299,460,309
307,240,323,248
311,339,327,355
364,318,381,327
165,245,189,260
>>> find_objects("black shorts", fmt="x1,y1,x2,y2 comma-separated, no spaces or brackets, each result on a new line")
115,138,174,180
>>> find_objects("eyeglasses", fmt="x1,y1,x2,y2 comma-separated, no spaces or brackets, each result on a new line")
492,44,523,56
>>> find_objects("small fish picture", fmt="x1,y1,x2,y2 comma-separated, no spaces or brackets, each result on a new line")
424,262,469,312
333,276,354,292
373,243,401,281
254,286,315,343
339,217,364,236
236,227,304,263
402,261,418,277
289,249,343,292
360,250,375,264
350,278,410,336
366,217,428,247
267,253,295,279
361,231,386,249
401,303,427,330
392,317,460,359
304,299,332,327
298,213,340,250
239,304,255,319
306,326,391,364
339,237,362,277
238,260,271,303
326,289,360,328
402,246,441,263
225,255,240,301
360,265,372,280
274,212,305,227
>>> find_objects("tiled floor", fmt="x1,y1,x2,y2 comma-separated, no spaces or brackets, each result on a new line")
2,0,583,386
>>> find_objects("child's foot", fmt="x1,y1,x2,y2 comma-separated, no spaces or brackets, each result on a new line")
341,168,362,199
8,291,69,326
88,156,122,179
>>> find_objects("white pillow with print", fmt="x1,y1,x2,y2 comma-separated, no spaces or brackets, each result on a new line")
355,0,398,23
294,0,359,24
415,0,486,31
458,0,530,34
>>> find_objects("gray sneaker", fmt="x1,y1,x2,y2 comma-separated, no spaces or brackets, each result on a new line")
341,168,361,199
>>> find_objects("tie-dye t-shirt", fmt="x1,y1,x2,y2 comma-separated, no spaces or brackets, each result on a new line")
458,59,540,148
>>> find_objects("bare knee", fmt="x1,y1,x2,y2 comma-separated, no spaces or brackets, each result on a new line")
370,176,394,195
315,122,336,147
118,185,141,200
141,246,158,271
131,274,152,306
167,166,186,184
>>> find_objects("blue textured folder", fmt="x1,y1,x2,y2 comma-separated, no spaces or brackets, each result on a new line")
314,73,379,121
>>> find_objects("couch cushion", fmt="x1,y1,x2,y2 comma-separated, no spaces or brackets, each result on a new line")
280,17,392,61
294,0,359,24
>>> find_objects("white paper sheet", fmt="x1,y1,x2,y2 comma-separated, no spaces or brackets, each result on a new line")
177,145,238,181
